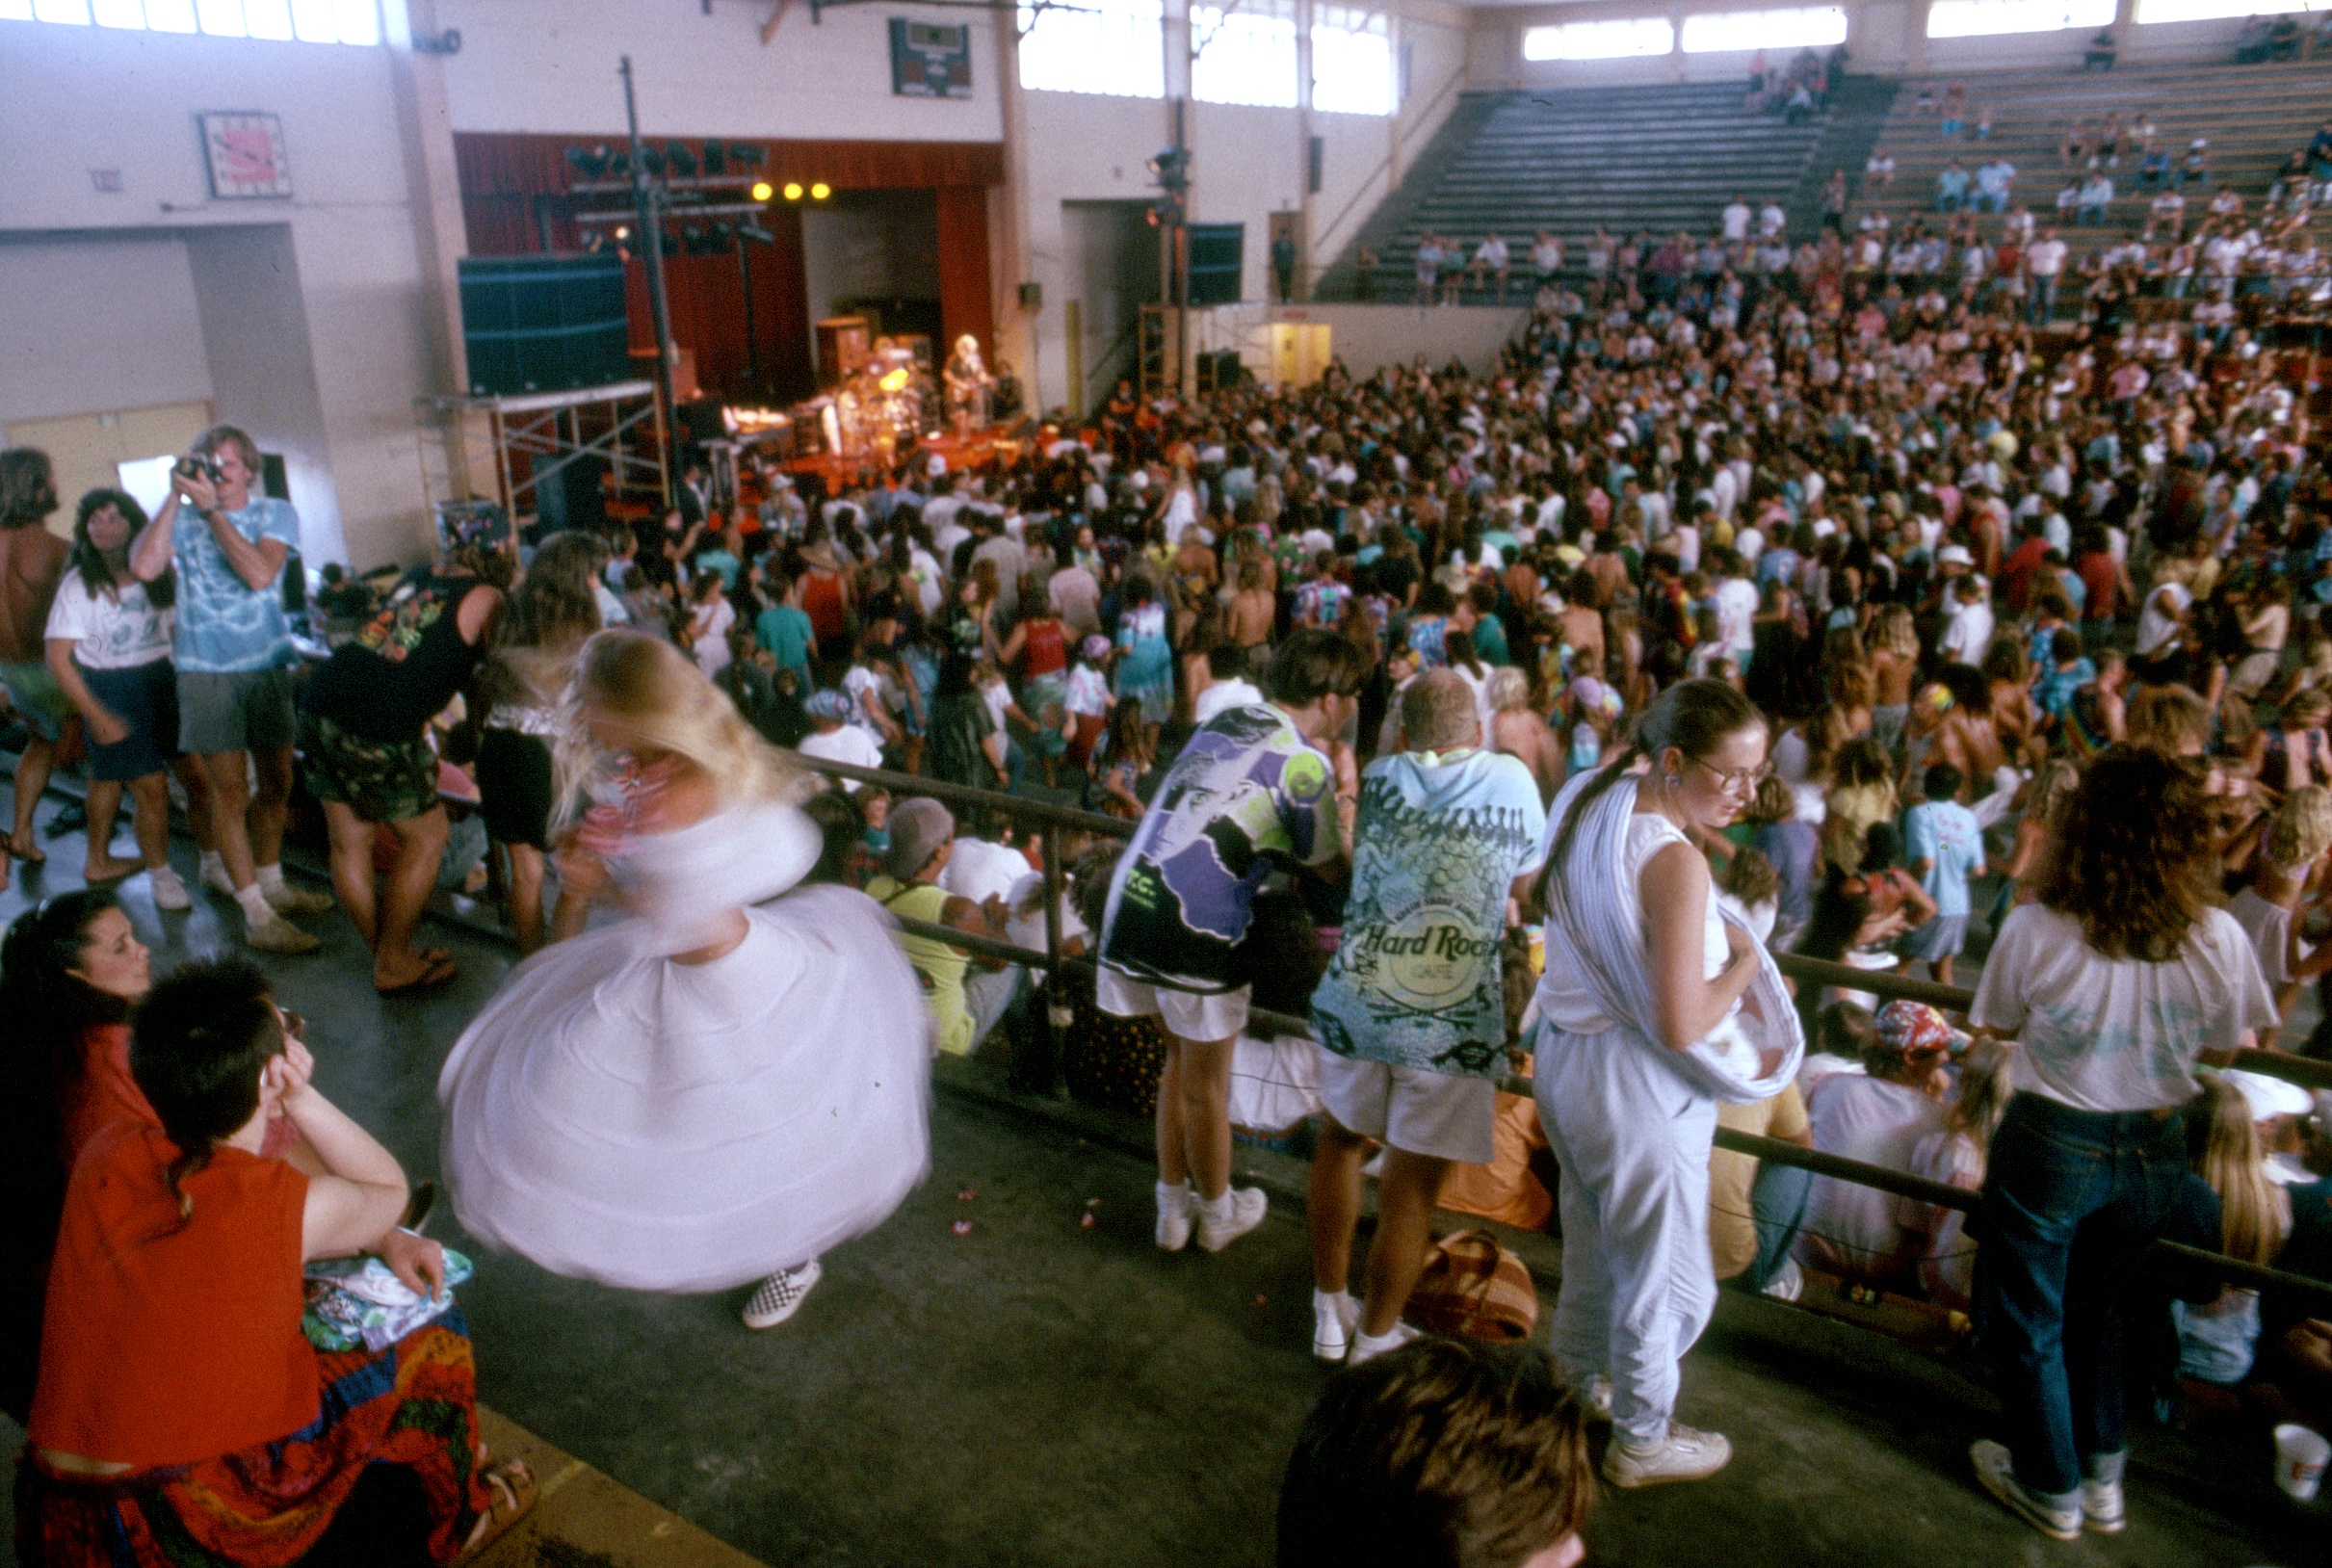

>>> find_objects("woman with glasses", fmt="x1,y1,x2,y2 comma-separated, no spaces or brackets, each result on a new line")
1530,678,1801,1489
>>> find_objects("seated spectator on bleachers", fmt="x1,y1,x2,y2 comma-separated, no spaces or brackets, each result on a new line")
1795,1001,1957,1291
17,959,534,1563
1278,1340,1594,1568
1900,1037,2018,1313
2168,1072,2301,1392
2083,28,2116,70
798,688,883,786
1713,1074,1814,1302
865,797,1021,1058
1936,160,1970,214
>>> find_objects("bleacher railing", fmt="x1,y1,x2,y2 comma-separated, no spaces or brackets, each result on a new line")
798,753,2332,1313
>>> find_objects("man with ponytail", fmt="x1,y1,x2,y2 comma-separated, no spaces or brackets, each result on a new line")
1529,677,1801,1488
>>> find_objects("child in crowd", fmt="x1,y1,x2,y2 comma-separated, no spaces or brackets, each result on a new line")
1902,762,1987,987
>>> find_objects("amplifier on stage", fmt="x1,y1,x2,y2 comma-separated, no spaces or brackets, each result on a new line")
817,317,871,389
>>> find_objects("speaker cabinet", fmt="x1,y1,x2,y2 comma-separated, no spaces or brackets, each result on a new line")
459,255,633,398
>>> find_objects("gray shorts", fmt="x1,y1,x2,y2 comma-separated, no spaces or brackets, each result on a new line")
178,666,298,756
1900,912,1970,962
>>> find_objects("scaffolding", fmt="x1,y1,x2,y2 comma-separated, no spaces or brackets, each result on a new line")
413,380,667,524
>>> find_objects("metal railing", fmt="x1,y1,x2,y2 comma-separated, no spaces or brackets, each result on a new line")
797,753,2332,1312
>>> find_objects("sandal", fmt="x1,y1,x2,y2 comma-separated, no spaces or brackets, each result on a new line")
376,956,459,998
458,1457,535,1561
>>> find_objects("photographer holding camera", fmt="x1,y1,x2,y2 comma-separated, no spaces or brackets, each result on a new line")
129,426,332,954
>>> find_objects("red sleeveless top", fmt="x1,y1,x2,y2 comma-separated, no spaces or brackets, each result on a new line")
801,570,847,640
31,1124,316,1468
1022,617,1067,677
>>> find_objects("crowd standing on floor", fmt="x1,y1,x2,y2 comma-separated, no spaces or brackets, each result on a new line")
11,153,2332,1557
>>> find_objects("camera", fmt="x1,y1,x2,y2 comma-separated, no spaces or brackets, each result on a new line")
174,453,223,486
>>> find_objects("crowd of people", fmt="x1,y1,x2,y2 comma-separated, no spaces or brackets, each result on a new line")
10,110,2332,1556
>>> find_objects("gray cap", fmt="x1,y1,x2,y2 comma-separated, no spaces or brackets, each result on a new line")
883,797,955,881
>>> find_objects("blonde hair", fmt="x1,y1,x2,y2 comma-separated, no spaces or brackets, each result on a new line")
2197,1076,2289,1269
1486,666,1533,714
1871,604,1920,660
1943,1038,2018,1154
2266,784,2332,872
553,630,807,825
2125,684,2212,758
2023,758,2082,831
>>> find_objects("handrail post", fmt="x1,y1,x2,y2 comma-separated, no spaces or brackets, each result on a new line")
1038,827,1069,1100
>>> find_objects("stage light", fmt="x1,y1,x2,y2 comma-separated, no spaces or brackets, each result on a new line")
615,224,632,241
782,182,804,201
641,147,666,177
751,180,774,202
608,151,632,178
564,145,609,180
810,182,831,200
732,144,767,170
703,139,727,176
1147,146,1191,194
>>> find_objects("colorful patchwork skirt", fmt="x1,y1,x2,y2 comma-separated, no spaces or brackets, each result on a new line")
14,1310,493,1567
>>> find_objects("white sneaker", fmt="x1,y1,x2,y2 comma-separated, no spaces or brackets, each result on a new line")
1970,1440,2081,1541
1156,1180,1194,1252
1762,1258,1805,1303
1348,1321,1421,1366
245,914,322,955
741,1259,822,1329
1603,1423,1734,1488
1312,1290,1360,1362
2080,1477,2125,1535
1193,1186,1268,1252
264,879,335,916
148,865,192,911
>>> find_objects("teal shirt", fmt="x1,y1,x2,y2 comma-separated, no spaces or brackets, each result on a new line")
1471,613,1509,666
756,603,814,674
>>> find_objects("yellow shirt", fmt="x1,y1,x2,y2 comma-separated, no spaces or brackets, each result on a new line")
1710,1082,1810,1280
866,876,973,1056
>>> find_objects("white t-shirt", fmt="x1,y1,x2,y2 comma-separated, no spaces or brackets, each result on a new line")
1971,903,2277,1112
1939,599,1995,666
1796,1073,1944,1280
43,567,172,669
690,597,735,678
940,836,1029,907
1005,868,1088,982
1714,577,1760,654
797,722,882,788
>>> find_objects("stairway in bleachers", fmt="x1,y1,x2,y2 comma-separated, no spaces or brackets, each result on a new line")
1849,56,2332,236
1319,78,1893,301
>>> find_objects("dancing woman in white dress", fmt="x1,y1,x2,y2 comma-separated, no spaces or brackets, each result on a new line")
438,631,930,1327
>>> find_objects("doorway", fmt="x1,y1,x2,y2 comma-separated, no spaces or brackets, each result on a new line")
1061,200,1160,419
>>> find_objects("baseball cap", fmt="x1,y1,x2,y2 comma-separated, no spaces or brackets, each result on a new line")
2220,1068,2313,1121
1874,1001,1968,1058
1080,634,1113,662
882,797,955,881
1938,543,1975,566
804,690,852,723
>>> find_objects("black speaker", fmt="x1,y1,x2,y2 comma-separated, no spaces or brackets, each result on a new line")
1188,223,1245,306
1194,349,1243,393
459,254,633,397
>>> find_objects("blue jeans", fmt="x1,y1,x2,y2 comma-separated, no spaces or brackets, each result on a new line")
1740,1159,1814,1291
1975,1093,2187,1501
2029,275,2060,323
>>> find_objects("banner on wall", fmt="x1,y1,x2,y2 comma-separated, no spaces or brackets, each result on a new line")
889,19,972,98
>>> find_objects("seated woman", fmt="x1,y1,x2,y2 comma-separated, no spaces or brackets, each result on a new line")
19,958,532,1565
1795,1000,1954,1292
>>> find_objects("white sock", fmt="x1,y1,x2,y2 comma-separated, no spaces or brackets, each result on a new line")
1156,1180,1192,1212
236,884,275,927
1352,1324,1407,1353
200,850,226,882
255,862,287,896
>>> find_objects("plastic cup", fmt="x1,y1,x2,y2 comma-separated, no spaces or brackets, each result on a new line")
2273,1423,2329,1503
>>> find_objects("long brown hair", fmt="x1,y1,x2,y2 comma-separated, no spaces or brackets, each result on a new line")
2034,745,2214,962
1540,677,1765,896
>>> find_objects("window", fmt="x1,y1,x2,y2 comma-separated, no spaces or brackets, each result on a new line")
2136,0,2313,22
1192,0,1297,109
1681,7,1847,52
1522,17,1674,61
1312,5,1392,117
1018,0,1165,98
1926,0,2113,38
1,0,378,40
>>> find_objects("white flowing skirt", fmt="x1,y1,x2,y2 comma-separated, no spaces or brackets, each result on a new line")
437,883,931,1293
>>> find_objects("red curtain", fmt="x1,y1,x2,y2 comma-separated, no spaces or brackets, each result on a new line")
456,133,1003,405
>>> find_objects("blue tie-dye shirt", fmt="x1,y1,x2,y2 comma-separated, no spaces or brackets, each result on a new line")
172,496,299,673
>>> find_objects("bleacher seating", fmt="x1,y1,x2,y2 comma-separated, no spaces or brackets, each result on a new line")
1320,76,1896,301
1851,56,2332,234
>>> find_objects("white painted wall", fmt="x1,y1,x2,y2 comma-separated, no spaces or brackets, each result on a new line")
0,236,212,424
435,0,1005,140
0,18,439,569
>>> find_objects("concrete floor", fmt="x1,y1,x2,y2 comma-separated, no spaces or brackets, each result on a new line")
1,780,2324,1568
